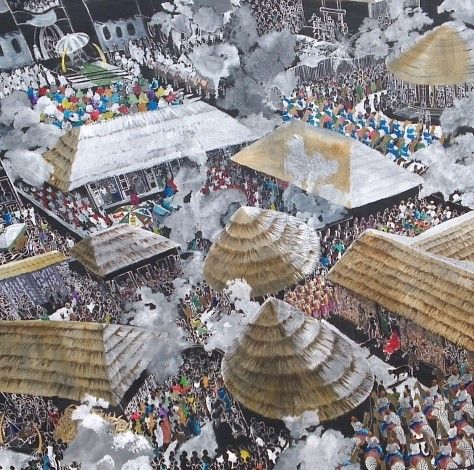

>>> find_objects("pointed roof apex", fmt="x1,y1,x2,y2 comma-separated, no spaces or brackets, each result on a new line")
203,207,320,297
222,299,374,421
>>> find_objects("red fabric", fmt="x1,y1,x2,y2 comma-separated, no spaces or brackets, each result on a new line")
383,333,401,355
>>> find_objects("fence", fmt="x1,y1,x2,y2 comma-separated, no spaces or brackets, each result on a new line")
291,55,377,83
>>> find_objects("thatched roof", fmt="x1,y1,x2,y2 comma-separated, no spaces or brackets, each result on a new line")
0,321,155,404
70,224,180,277
231,121,423,208
43,101,253,191
409,211,474,262
221,298,374,421
0,251,67,281
386,22,474,86
327,230,474,350
203,207,320,297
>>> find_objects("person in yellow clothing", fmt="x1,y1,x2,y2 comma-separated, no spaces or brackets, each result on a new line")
240,447,250,462
156,86,166,98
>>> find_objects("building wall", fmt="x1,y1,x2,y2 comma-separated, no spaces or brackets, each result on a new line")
93,16,147,52
0,31,32,69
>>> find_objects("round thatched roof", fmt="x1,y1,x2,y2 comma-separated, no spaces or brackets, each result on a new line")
203,207,320,298
386,23,474,86
221,298,374,421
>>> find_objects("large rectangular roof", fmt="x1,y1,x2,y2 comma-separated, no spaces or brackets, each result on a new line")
43,101,253,191
231,121,423,208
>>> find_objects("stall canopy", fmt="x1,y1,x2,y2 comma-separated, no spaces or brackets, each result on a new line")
43,100,253,191
386,22,474,86
0,251,67,281
70,224,180,278
231,121,423,209
0,320,156,404
221,298,374,421
327,229,474,350
203,206,320,297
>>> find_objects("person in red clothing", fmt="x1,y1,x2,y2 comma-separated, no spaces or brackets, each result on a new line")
383,331,401,359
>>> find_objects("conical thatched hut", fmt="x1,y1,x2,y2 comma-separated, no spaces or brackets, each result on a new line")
386,22,474,118
203,206,320,298
231,121,423,209
0,321,156,404
70,224,180,279
221,298,374,421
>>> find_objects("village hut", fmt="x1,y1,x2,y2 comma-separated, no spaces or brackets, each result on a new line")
231,121,423,211
386,22,474,119
327,229,474,370
221,298,374,421
203,206,320,298
0,320,156,404
70,224,180,279
42,100,253,193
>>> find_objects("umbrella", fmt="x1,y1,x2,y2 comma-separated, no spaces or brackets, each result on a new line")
111,205,152,227
55,32,90,55
55,33,90,72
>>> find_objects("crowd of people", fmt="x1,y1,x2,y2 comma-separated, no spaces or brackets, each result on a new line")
319,198,461,270
7,0,59,13
284,269,338,319
27,77,183,130
281,71,439,171
350,366,474,469
122,347,288,470
0,64,60,100
177,282,233,344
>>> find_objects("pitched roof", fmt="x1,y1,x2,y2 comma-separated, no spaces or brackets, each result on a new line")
327,230,474,350
231,121,423,208
0,321,155,404
408,211,474,262
221,298,374,421
0,223,26,250
203,206,320,297
43,101,253,191
387,22,474,86
0,251,67,281
70,224,180,277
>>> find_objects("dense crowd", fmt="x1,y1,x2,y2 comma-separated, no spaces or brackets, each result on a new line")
177,282,233,343
126,39,216,98
27,78,182,130
319,198,460,270
0,65,60,99
351,366,474,470
282,74,439,171
7,0,59,13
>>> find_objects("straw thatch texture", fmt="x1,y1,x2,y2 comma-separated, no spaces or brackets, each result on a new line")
0,321,155,404
386,23,474,86
43,101,253,191
409,210,474,262
0,251,67,281
203,207,320,297
221,298,374,421
70,224,180,278
327,230,474,350
231,121,423,208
